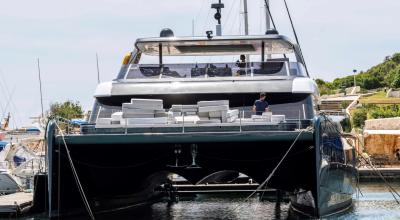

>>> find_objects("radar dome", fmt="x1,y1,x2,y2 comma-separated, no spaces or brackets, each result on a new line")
160,28,174,38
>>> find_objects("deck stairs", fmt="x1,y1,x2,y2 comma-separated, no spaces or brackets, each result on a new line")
318,100,346,116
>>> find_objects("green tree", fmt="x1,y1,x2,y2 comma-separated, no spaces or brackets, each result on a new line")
362,76,381,90
324,53,400,91
391,53,400,64
352,108,368,128
315,78,335,95
390,66,400,88
315,78,327,87
48,100,84,121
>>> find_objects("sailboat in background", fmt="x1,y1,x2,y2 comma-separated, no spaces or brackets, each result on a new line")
0,114,10,129
0,110,45,193
0,122,45,194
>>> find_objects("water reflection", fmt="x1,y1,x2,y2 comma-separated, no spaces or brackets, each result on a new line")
17,182,400,220
94,196,290,220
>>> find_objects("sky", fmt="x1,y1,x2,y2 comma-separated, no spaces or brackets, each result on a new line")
0,0,399,128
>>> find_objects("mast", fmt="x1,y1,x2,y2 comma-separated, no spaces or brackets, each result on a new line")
96,53,101,84
265,0,271,31
243,0,249,35
264,0,272,60
192,19,195,36
243,0,250,65
37,58,45,120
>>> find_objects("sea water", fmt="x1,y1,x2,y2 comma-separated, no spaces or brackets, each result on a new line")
17,182,400,220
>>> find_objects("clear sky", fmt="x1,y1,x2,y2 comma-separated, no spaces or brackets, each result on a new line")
0,0,399,128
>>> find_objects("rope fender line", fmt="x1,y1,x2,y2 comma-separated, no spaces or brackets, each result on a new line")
55,122,96,220
223,127,312,218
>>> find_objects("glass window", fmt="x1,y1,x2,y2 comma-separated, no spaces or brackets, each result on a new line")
251,62,287,76
289,62,307,77
125,61,291,79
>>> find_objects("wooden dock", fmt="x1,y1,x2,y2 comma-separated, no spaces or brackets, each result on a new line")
0,192,33,216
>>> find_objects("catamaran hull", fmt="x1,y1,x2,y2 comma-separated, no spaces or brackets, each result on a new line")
43,118,356,218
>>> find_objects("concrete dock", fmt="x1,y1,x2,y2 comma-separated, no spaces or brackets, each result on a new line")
359,167,400,181
0,192,33,216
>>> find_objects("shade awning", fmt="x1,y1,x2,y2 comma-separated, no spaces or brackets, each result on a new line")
135,35,295,56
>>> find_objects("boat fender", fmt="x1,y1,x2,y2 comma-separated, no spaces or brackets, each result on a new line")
122,53,131,65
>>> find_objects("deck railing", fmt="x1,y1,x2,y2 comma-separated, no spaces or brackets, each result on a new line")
85,110,313,135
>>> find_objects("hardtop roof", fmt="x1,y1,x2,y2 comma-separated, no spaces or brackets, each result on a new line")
135,34,297,56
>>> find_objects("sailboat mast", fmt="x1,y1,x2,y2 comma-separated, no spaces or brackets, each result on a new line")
37,58,45,120
96,53,101,84
243,0,250,64
243,0,249,35
265,0,272,60
265,0,271,31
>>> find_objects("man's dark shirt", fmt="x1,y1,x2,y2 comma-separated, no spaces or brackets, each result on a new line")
254,99,269,115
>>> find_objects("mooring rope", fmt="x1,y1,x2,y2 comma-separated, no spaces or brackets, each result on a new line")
54,122,96,220
223,127,311,218
358,152,400,204
320,113,400,203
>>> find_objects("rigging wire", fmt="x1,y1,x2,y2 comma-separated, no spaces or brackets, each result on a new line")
319,113,400,203
222,0,237,31
195,0,208,22
0,71,9,117
0,88,4,116
263,0,276,29
194,0,208,35
226,0,241,36
202,8,213,34
0,69,23,127
1,87,16,120
282,0,310,76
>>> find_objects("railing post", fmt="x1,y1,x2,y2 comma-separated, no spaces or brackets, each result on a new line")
239,110,243,133
125,118,128,135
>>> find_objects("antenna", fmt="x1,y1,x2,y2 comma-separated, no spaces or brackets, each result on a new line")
96,53,101,84
37,58,45,120
211,0,224,36
192,19,195,36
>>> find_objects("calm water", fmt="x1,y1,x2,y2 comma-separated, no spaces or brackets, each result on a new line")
17,182,400,220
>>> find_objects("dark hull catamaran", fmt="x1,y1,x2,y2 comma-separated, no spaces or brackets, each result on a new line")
43,3,357,218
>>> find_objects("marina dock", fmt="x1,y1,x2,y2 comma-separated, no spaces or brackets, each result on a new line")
0,192,33,216
359,167,400,181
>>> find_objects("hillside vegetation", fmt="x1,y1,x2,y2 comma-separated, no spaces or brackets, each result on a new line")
316,53,400,95
316,53,400,128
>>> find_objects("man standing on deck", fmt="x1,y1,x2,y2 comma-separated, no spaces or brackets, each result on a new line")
253,93,269,115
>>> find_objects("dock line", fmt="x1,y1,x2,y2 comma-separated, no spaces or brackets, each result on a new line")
55,122,96,220
321,113,400,204
224,127,312,218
